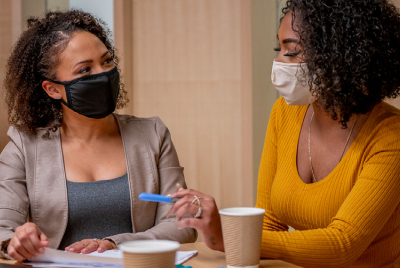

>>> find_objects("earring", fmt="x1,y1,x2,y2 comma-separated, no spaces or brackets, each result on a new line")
56,96,60,99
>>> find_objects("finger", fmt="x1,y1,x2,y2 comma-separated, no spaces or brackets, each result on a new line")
175,203,199,221
97,240,111,253
40,232,48,242
38,232,49,253
7,246,26,262
25,226,44,254
170,195,194,215
81,241,100,254
178,218,204,230
12,240,33,260
66,241,89,253
176,183,183,190
40,240,50,248
16,230,37,258
171,189,200,198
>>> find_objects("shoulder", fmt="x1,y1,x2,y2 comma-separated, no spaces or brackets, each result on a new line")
114,114,170,142
6,126,39,151
270,97,308,131
364,102,400,151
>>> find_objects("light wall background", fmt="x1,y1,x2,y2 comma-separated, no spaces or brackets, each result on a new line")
0,0,400,209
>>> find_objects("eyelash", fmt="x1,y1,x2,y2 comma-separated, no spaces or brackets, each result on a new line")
273,47,300,57
78,57,114,74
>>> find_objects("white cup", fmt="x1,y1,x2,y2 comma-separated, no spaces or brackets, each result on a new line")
119,240,180,268
219,207,266,268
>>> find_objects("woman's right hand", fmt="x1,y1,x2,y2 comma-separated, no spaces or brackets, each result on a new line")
7,222,50,261
170,189,224,252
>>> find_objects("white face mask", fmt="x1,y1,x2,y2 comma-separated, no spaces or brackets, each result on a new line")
271,60,315,105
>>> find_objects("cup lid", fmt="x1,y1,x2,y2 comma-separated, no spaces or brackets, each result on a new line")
119,240,180,253
219,207,265,216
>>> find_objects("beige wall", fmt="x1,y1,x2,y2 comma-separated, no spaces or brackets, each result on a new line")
115,0,258,208
0,0,21,151
251,0,279,199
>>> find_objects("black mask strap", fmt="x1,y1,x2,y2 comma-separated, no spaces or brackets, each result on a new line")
49,80,70,107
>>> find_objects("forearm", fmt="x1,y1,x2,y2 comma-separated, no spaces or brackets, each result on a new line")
106,221,197,245
260,224,365,268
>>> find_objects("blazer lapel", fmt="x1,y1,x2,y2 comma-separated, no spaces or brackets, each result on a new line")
33,129,68,249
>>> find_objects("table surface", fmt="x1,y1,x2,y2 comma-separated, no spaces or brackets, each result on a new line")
0,242,301,268
180,242,301,268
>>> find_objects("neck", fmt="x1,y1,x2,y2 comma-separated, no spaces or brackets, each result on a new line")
310,102,356,131
60,107,118,141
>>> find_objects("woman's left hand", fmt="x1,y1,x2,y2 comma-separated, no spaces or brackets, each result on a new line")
170,188,224,252
65,239,117,254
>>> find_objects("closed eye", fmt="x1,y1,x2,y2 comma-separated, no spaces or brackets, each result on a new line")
284,52,300,57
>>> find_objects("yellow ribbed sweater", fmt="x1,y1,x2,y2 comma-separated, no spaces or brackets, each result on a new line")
255,97,400,268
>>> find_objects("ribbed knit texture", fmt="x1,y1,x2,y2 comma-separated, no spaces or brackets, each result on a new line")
256,97,400,268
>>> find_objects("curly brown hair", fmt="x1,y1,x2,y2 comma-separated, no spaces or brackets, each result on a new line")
3,10,128,137
282,0,400,127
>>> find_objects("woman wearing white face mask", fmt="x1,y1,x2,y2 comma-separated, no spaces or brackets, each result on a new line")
168,0,400,267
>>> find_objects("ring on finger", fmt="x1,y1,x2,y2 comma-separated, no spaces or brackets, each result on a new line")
93,238,99,244
194,206,203,218
191,195,201,206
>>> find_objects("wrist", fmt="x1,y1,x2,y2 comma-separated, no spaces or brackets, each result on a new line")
102,238,117,249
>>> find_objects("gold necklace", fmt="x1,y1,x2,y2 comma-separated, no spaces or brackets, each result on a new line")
308,112,358,183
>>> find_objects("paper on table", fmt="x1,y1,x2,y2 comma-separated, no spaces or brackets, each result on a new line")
26,248,197,267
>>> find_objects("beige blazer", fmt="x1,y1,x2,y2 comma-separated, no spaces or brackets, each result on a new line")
0,114,196,259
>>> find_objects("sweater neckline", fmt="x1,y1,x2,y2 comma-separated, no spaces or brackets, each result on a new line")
292,103,379,188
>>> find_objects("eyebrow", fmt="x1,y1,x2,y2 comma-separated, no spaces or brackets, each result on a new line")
282,38,300,44
73,51,110,67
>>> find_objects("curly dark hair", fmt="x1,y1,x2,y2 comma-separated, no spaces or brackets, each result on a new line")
3,10,128,137
282,0,400,127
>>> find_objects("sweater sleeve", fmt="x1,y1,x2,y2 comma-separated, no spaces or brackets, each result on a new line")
259,116,400,268
255,100,289,232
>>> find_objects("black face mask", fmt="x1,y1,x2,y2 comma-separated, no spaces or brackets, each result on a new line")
51,67,120,119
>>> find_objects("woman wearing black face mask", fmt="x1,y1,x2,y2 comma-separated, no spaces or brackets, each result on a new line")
0,10,196,261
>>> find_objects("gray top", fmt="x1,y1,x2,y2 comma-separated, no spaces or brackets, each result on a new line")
58,174,133,250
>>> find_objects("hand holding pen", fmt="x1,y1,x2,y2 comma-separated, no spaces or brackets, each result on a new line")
139,185,225,252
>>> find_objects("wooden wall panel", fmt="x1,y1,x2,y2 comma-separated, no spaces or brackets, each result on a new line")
0,0,13,151
115,0,254,208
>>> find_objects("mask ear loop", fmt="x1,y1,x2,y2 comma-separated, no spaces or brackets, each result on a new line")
49,79,71,107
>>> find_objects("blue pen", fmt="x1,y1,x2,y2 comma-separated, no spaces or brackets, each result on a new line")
139,193,180,203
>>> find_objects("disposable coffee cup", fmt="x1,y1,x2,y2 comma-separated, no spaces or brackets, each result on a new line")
119,240,180,268
219,207,266,268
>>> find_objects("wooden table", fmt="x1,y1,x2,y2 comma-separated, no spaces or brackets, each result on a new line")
180,242,300,268
0,242,301,268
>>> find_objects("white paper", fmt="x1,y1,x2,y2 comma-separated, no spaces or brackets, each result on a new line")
26,248,197,267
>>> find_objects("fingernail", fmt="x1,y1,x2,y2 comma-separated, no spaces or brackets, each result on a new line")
69,248,74,252
176,183,183,190
39,248,45,254
166,208,172,218
166,194,171,197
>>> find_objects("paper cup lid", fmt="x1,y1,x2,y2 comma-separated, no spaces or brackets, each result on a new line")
119,240,180,253
219,207,265,216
